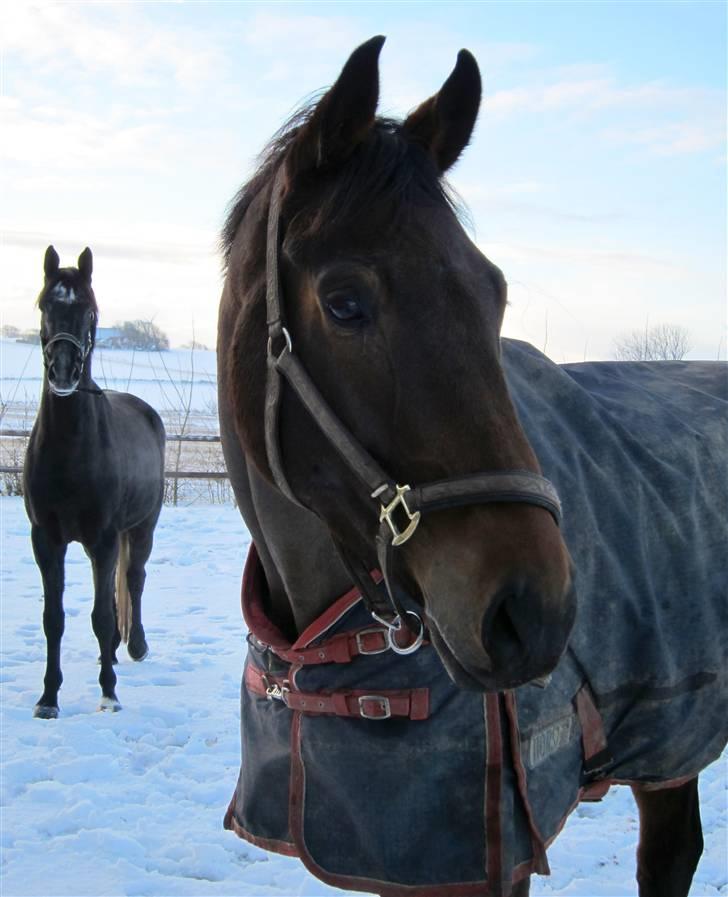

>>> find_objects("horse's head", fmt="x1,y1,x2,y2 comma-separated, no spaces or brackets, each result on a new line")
225,37,575,692
37,246,98,397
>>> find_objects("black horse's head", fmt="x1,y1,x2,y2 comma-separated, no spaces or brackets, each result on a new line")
223,38,576,692
38,246,98,397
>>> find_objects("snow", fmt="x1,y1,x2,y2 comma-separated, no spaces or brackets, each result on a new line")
0,341,218,429
1,497,725,896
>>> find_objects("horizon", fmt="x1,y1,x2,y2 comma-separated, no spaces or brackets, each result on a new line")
2,1,726,361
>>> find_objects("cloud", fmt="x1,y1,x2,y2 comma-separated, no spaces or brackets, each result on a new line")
0,98,177,172
3,2,225,90
601,120,725,156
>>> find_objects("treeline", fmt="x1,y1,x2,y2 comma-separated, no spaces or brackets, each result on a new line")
113,320,170,351
1,320,170,351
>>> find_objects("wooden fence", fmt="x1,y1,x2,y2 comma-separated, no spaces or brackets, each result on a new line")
0,429,230,481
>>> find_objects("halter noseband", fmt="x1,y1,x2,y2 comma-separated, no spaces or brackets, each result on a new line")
263,166,562,648
42,327,101,396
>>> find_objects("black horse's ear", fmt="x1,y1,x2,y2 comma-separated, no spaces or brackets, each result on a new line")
78,247,93,281
287,35,385,175
402,49,481,173
44,245,60,280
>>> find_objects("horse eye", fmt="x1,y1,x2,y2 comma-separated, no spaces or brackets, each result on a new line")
324,293,365,324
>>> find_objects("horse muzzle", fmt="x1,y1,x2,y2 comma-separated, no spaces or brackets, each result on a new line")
47,355,82,396
426,578,577,692
408,505,576,692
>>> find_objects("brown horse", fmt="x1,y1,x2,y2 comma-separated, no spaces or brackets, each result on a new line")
219,37,724,897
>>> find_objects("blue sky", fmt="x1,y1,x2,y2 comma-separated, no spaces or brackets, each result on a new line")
2,1,725,359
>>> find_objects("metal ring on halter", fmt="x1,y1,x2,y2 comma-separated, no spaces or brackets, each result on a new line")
267,326,293,359
387,611,425,656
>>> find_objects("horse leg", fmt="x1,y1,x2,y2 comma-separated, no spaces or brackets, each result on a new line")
510,878,530,896
632,778,703,897
89,530,122,711
125,520,155,661
31,525,67,718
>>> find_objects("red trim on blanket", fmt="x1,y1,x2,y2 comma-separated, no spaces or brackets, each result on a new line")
241,544,292,649
293,569,383,649
574,683,609,765
244,663,430,720
484,694,504,896
503,692,550,875
242,542,384,653
224,803,299,857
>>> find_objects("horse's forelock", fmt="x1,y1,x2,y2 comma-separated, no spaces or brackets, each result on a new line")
221,107,463,271
38,269,97,313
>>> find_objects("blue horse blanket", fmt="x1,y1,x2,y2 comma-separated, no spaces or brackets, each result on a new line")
225,342,728,897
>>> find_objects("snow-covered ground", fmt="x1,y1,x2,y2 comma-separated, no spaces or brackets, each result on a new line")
1,497,725,896
0,341,218,430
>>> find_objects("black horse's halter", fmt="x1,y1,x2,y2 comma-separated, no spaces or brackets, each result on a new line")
42,325,101,396
263,167,562,652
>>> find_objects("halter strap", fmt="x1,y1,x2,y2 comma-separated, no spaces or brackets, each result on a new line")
42,329,101,395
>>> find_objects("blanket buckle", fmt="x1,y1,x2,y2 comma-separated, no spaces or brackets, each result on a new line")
263,675,290,703
358,695,392,720
355,627,389,655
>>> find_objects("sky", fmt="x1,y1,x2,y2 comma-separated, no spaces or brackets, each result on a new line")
1,0,726,360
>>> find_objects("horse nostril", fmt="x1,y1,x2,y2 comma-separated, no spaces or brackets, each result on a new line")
48,361,57,381
482,590,524,668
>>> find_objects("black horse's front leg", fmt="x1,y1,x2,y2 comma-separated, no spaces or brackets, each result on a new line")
632,778,703,897
31,525,67,718
89,530,122,711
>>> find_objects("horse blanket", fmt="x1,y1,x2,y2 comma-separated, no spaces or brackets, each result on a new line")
225,341,728,897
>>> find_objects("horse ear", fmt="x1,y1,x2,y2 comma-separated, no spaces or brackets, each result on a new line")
402,49,481,173
287,35,385,175
44,245,60,280
78,247,93,281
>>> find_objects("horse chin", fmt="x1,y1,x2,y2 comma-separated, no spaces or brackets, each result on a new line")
428,620,563,693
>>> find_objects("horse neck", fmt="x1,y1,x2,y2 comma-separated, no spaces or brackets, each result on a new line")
244,462,355,638
37,359,103,438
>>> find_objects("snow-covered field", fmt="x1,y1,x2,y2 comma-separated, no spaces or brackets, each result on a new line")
1,497,726,897
0,341,218,431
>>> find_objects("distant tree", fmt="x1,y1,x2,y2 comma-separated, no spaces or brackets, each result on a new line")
1,325,21,339
613,324,691,361
116,320,170,351
180,340,210,351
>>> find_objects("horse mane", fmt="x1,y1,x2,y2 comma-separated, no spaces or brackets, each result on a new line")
220,97,465,269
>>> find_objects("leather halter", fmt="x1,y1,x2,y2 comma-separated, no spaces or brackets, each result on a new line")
42,326,102,396
263,166,562,641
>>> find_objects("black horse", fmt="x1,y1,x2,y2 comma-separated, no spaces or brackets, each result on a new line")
24,246,165,718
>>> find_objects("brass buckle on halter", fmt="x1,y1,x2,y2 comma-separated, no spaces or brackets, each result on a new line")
376,484,421,546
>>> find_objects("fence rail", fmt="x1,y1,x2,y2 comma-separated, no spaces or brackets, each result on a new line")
0,430,228,482
1,429,221,443
0,465,229,480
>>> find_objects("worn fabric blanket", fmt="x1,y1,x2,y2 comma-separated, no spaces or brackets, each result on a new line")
225,342,728,897
505,340,728,785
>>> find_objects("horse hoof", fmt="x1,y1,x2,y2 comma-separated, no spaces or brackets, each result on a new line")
128,642,149,662
99,697,122,712
33,704,59,719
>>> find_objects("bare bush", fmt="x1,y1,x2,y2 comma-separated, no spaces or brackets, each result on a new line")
614,324,691,361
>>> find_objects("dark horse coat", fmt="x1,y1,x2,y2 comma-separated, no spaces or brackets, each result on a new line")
225,341,728,897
